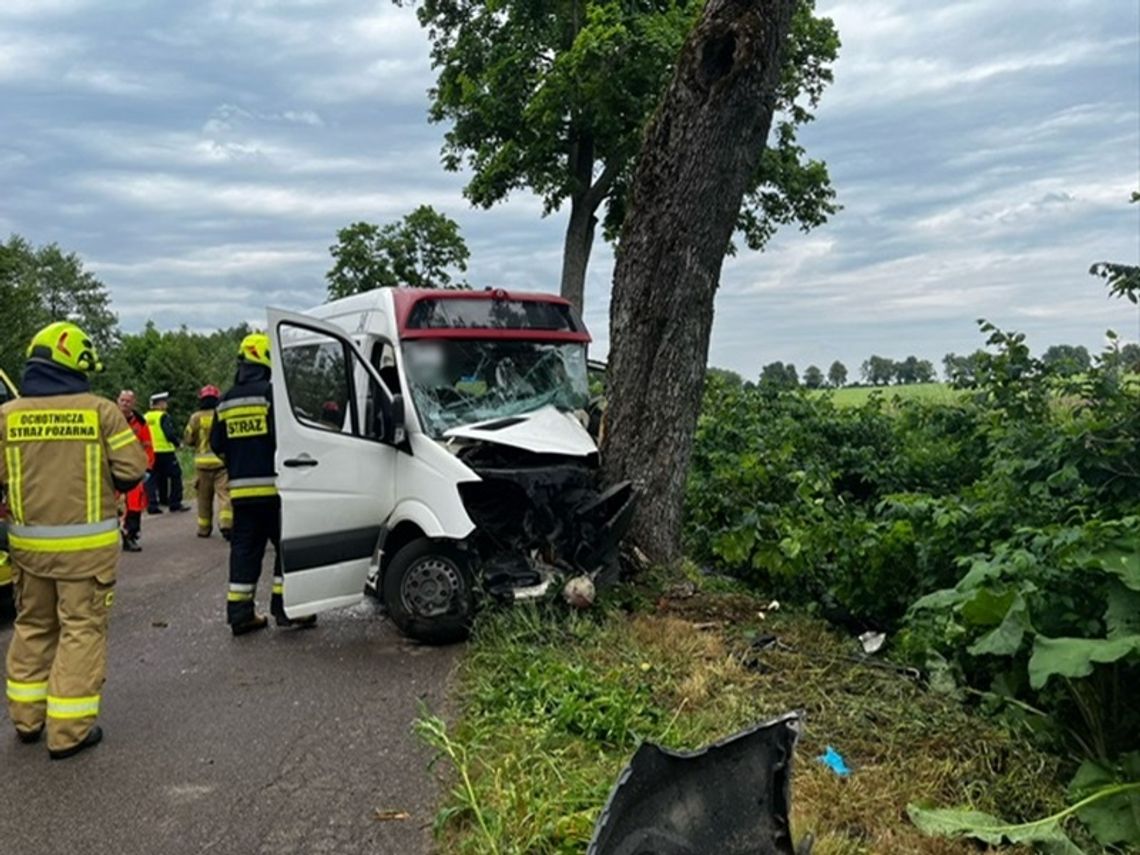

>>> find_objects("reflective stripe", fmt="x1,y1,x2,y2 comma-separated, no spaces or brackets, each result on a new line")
5,446,23,522
220,510,233,523
85,443,101,524
216,396,269,414
46,694,100,720
108,428,137,450
228,583,254,602
6,679,48,703
9,518,120,553
197,517,211,527
195,454,223,467
231,486,277,499
218,405,269,421
272,576,284,595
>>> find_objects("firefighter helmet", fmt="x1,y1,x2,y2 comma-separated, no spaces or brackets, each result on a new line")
238,333,271,368
199,384,221,399
27,321,104,374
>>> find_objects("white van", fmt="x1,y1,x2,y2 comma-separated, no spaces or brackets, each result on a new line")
268,288,636,643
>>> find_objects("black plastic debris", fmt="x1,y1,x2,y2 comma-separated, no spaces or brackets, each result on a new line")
588,712,802,855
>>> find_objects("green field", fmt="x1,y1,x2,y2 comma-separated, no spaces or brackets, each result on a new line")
821,382,962,407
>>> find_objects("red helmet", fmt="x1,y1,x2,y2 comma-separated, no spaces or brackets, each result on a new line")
199,384,221,399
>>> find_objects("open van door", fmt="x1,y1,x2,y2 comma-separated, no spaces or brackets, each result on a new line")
268,308,400,618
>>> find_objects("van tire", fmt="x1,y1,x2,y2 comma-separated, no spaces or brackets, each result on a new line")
383,539,474,645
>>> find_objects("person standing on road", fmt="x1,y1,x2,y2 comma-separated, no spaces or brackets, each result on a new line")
210,333,315,636
184,385,232,540
144,392,190,515
1,322,147,758
116,389,154,552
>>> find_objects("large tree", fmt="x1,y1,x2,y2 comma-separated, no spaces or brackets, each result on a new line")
0,235,118,381
407,0,838,310
802,364,824,388
326,206,470,298
827,359,847,387
602,0,798,564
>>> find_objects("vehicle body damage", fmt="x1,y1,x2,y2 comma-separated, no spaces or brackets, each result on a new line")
268,288,636,644
589,713,802,855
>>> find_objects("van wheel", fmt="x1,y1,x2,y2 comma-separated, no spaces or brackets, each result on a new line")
383,539,475,645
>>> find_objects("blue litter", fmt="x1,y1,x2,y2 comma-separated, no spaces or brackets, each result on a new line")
817,745,851,776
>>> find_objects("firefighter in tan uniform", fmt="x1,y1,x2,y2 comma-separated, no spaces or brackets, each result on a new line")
184,385,232,540
1,322,147,758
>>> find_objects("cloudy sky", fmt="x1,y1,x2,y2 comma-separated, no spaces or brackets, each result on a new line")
1,0,1137,378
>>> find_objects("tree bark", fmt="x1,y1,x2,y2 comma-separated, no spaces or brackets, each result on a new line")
560,197,596,313
601,0,796,566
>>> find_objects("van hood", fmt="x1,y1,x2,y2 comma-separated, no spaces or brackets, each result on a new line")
443,405,597,457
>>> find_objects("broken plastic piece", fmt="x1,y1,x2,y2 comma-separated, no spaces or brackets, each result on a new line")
817,745,851,776
858,631,886,654
589,712,801,855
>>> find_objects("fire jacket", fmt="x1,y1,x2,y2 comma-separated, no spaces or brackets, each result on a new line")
210,363,276,503
145,410,178,454
0,361,147,580
184,409,223,470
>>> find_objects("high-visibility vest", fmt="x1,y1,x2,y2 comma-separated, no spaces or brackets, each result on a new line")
145,410,175,453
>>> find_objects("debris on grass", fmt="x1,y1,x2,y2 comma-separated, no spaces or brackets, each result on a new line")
420,585,1075,854
817,746,852,777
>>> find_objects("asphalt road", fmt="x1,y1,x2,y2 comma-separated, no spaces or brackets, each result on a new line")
0,509,460,855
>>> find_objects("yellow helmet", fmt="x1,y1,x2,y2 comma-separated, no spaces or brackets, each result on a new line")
238,332,272,368
27,321,104,374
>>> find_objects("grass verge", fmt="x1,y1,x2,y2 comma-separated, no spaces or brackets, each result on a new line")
418,580,1075,854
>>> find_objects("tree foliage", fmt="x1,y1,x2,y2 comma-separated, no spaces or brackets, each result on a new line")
686,321,1140,767
802,364,824,389
406,0,839,307
1089,190,1140,302
760,360,799,389
1041,344,1091,377
827,360,847,388
0,235,118,381
326,206,470,299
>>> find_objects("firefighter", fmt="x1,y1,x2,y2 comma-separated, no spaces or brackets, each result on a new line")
1,321,147,758
116,389,154,552
144,392,190,514
210,333,315,636
184,385,231,540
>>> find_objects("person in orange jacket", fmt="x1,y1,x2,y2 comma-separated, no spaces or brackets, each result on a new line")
116,390,154,552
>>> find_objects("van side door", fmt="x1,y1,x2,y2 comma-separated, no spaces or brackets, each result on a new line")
267,308,400,617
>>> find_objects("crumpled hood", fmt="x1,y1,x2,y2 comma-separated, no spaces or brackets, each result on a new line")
20,360,90,397
444,405,597,457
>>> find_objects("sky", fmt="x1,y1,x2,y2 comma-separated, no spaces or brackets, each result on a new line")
1,0,1138,380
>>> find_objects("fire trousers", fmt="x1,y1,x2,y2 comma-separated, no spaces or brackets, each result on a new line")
121,481,148,541
146,452,183,511
195,467,232,536
5,565,113,752
227,498,285,625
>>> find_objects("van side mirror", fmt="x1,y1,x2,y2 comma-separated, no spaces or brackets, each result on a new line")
379,393,406,446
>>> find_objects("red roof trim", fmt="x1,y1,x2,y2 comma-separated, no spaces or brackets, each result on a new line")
392,288,590,342
400,328,591,343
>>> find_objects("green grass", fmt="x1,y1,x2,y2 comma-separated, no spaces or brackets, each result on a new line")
419,580,1074,854
821,383,963,408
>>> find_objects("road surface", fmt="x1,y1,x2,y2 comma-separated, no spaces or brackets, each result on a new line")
0,510,460,855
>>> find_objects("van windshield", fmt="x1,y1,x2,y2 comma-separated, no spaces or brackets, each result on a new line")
401,340,589,437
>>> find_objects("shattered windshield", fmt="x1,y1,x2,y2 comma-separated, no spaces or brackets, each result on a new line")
401,340,589,437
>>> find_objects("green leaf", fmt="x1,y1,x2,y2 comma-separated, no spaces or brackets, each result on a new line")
968,594,1030,657
1084,545,1140,592
1105,584,1140,640
1069,760,1140,846
906,804,1083,854
1028,635,1140,689
960,587,1015,626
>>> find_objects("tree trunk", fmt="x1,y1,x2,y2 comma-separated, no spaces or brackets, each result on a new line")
560,198,595,312
601,0,796,566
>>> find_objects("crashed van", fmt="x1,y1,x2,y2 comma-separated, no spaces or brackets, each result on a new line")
268,288,636,643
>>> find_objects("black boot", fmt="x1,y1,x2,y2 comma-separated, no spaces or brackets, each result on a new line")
49,725,103,760
16,726,43,744
231,614,269,637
